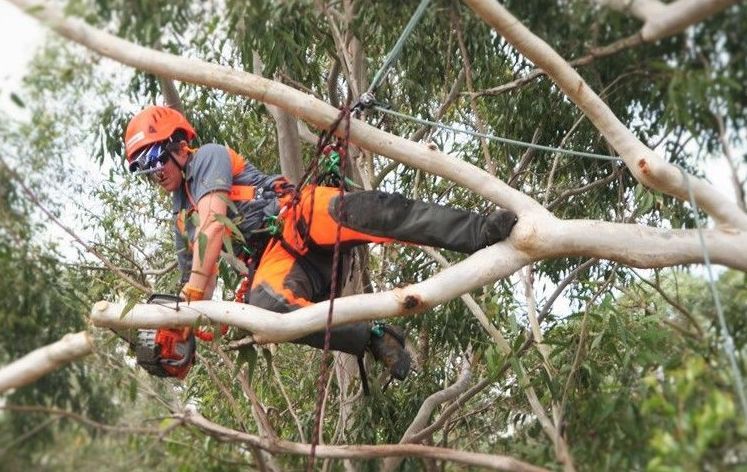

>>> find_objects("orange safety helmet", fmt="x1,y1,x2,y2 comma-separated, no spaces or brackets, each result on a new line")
124,106,196,166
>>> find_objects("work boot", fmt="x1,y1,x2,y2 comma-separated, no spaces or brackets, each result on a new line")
481,209,518,246
369,324,411,380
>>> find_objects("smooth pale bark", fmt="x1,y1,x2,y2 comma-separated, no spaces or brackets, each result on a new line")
595,0,667,22
252,53,304,184
158,77,183,113
91,216,746,341
464,0,747,231
0,332,93,393
182,407,549,472
641,0,740,42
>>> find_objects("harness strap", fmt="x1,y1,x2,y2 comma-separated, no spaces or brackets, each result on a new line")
183,145,262,210
357,355,370,396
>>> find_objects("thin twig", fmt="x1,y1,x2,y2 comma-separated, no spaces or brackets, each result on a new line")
0,405,164,435
0,156,151,294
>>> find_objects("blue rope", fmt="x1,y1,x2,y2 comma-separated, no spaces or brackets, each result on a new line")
678,166,747,422
366,0,432,96
373,105,621,161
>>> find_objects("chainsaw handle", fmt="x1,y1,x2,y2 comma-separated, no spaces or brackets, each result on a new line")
161,333,196,368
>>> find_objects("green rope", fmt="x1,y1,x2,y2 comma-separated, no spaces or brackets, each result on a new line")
678,166,747,422
366,0,432,96
372,106,621,161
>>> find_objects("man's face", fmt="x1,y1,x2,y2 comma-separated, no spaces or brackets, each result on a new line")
151,155,183,192
151,145,188,193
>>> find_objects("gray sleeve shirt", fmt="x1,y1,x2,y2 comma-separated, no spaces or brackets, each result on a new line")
172,143,284,283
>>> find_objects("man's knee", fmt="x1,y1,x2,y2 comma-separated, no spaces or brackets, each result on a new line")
246,284,298,313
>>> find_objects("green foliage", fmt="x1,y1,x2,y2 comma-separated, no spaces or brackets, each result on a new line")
2,0,746,470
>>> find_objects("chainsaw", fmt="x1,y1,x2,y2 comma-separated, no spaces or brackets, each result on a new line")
114,294,197,379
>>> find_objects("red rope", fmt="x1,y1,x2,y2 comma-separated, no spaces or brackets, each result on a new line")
307,107,352,471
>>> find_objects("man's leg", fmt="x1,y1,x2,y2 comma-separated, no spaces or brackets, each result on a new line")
248,239,373,357
330,191,517,253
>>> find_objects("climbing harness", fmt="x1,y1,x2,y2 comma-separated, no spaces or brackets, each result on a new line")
307,107,354,472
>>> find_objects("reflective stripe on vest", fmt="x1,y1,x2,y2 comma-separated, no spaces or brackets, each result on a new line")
227,146,256,202
229,185,256,201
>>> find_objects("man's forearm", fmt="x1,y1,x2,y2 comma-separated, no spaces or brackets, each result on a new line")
185,222,224,298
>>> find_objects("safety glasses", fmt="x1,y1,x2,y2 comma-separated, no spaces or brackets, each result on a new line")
130,142,169,175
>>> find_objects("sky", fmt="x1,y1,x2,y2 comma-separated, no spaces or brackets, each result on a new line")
0,2,44,119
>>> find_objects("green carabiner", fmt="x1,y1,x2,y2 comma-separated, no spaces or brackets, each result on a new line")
371,321,385,338
264,215,283,236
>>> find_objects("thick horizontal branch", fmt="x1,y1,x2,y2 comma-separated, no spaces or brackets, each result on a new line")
464,0,747,231
90,216,746,342
531,219,747,269
90,244,534,344
0,332,93,393
181,407,548,472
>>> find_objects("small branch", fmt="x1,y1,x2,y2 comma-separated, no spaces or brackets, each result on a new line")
373,69,467,190
453,8,496,174
409,69,467,144
71,261,177,277
0,156,151,293
631,269,704,337
519,265,556,380
538,259,598,322
546,170,620,211
508,128,541,188
712,110,746,212
272,356,307,442
382,351,474,471
558,269,617,416
198,353,250,431
180,407,549,471
0,404,164,435
422,247,511,354
407,377,493,443
0,332,94,393
0,416,58,457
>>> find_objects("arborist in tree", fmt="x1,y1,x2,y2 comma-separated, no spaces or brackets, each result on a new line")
123,105,517,384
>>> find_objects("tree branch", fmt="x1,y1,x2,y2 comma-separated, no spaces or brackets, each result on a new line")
0,404,162,435
382,351,475,471
0,332,93,394
0,155,151,293
464,0,747,231
253,53,304,184
180,407,548,471
473,0,738,98
712,110,746,212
